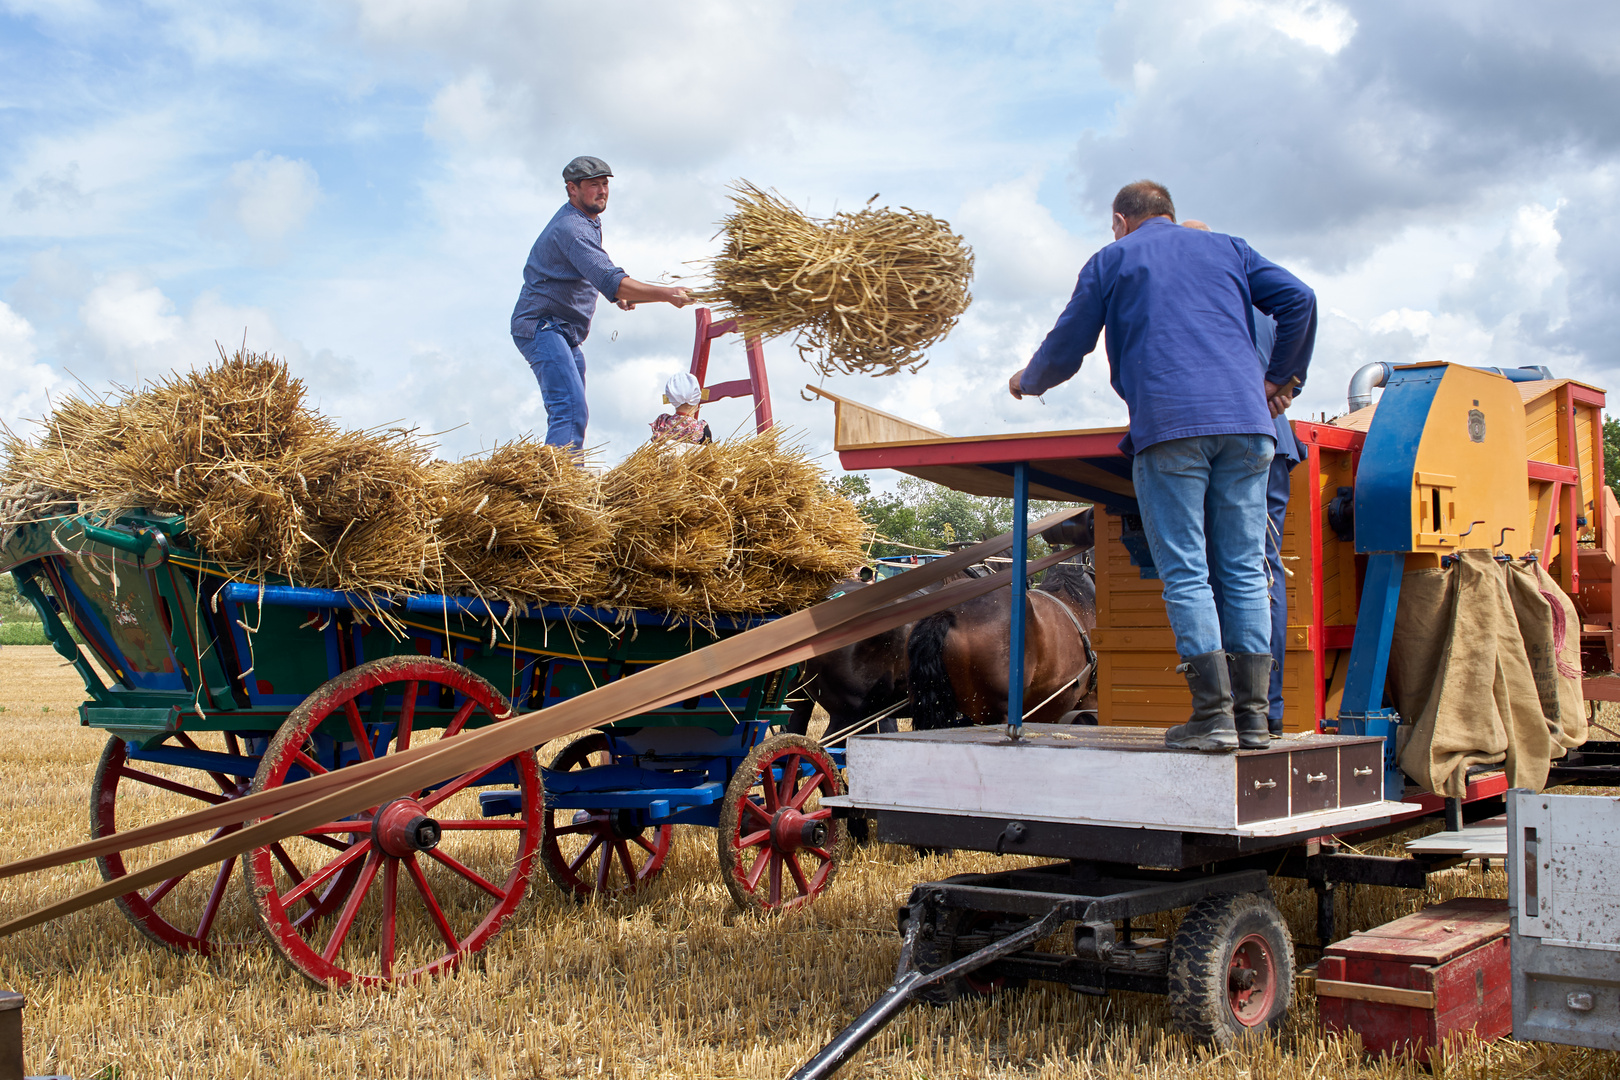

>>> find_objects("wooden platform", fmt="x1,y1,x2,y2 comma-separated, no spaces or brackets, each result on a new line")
839,724,1415,836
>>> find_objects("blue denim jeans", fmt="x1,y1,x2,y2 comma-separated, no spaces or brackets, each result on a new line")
1132,433,1274,659
514,326,587,448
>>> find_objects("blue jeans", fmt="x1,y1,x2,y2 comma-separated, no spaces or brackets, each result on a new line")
514,327,587,448
1132,434,1274,659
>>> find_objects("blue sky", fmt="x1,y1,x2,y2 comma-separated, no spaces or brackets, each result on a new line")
4,1,1618,469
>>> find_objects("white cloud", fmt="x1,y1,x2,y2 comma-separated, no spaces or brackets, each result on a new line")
0,302,59,437
224,153,322,246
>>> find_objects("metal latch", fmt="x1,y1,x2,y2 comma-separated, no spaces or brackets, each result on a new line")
1252,779,1277,790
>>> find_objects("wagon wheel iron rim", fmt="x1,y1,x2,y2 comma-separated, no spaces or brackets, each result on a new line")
91,731,359,954
1226,932,1277,1026
718,734,842,912
243,656,542,988
540,732,673,899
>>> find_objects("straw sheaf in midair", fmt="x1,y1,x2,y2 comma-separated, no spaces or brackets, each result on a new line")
691,182,974,379
429,441,611,607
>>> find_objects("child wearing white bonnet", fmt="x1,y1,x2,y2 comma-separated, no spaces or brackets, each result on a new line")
650,371,713,445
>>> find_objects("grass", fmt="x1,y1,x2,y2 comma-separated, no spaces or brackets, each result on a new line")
0,643,1614,1079
0,623,46,646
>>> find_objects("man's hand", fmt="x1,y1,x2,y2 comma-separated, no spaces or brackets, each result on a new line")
616,299,636,311
1009,370,1027,400
668,287,692,309
1264,379,1293,419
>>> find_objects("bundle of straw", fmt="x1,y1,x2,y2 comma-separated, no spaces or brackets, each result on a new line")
598,432,865,618
692,182,974,378
429,440,611,607
1,349,438,596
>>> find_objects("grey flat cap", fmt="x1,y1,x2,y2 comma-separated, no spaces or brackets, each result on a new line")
562,155,613,182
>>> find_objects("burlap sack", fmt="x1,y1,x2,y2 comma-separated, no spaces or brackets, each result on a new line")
1387,567,1455,726
1507,557,1588,749
1396,551,1554,797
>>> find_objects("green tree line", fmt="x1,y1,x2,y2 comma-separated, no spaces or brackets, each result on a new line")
831,474,1076,559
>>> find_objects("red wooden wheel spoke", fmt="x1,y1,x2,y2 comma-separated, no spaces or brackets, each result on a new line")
805,807,832,822
548,819,598,837
744,847,772,891
404,853,461,952
117,766,228,805
301,822,374,835
225,732,242,757
742,799,773,826
805,846,833,863
144,872,187,907
615,841,638,884
281,840,371,908
568,835,606,874
269,843,307,889
321,850,384,962
420,758,510,811
293,750,329,776
768,853,784,906
444,698,479,737
194,856,236,939
594,842,611,891
304,833,356,852
788,776,825,811
432,819,528,830
632,834,660,855
343,699,375,760
738,827,771,849
424,847,508,901
778,754,802,808
396,682,418,752
379,859,399,981
783,851,811,898
761,771,781,811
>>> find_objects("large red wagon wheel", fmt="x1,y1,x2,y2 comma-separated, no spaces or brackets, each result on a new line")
90,732,357,953
244,656,542,988
540,732,673,898
717,733,843,912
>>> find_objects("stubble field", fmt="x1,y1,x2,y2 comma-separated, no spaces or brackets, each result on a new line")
0,644,1615,1079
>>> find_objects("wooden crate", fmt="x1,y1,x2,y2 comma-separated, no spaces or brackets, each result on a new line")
1317,897,1511,1062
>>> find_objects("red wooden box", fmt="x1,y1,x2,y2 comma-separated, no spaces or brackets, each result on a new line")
1317,897,1511,1062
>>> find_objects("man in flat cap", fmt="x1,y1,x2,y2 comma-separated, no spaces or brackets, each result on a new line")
511,155,692,449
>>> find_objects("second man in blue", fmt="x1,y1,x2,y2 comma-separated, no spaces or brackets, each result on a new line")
511,156,693,450
1009,180,1317,752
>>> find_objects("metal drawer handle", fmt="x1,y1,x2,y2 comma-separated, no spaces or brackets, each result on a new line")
1353,767,1373,777
1252,779,1277,790
1306,773,1328,783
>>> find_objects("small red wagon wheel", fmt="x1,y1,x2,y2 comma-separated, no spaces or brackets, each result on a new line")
540,733,673,899
1167,892,1294,1044
90,732,358,954
717,733,843,912
244,656,542,988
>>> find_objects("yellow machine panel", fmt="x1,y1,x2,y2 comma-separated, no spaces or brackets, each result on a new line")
1406,365,1530,556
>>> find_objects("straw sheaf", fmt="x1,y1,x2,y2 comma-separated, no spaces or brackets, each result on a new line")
691,182,974,378
429,441,611,607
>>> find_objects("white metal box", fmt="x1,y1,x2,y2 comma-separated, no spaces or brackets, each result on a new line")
1509,789,1620,1051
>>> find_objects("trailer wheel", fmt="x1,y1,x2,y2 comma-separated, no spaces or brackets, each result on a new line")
1167,892,1293,1043
90,732,359,954
540,732,673,898
717,734,842,912
244,656,542,988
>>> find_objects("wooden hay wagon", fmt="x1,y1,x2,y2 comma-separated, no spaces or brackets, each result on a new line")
1,509,842,988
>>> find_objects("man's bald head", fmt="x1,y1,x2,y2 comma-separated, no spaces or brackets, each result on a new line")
1112,181,1175,225
1182,219,1211,231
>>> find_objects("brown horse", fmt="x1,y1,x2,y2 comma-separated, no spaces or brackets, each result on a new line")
785,567,982,745
908,550,1097,730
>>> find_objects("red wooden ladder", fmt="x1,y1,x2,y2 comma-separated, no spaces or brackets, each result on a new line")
687,308,773,434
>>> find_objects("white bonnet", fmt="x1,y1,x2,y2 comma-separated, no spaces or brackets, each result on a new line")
664,371,702,408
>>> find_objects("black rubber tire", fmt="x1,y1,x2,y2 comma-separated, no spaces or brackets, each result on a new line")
1167,892,1294,1044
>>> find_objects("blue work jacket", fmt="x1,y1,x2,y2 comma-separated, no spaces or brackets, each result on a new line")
510,203,628,347
1020,217,1317,455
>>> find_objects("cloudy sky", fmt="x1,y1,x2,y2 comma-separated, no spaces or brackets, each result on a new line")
3,0,1618,473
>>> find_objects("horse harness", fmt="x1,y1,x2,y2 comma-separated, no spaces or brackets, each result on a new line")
1029,588,1098,697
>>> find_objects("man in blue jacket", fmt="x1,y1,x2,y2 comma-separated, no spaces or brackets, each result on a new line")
1009,181,1316,751
511,156,692,449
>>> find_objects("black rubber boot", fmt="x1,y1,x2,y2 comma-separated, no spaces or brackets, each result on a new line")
1164,651,1238,752
1228,652,1274,750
